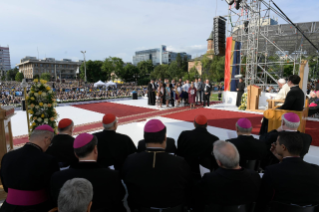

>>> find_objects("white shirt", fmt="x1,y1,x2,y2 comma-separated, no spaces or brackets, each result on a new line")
275,83,290,100
182,83,190,92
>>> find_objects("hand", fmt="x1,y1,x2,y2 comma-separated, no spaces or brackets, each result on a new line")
236,88,239,91
277,126,283,132
270,143,283,162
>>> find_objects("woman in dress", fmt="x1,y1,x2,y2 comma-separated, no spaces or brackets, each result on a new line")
165,83,171,107
175,82,182,107
156,83,164,108
188,82,197,108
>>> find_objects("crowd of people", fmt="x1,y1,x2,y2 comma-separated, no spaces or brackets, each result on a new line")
147,78,223,108
0,81,146,107
1,109,318,212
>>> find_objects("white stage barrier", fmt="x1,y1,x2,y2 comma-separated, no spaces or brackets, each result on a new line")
222,91,277,107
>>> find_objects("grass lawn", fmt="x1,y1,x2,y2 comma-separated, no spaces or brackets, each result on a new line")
210,93,221,101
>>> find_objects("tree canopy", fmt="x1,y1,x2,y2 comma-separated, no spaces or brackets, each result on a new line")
15,72,24,82
80,60,104,82
40,73,51,81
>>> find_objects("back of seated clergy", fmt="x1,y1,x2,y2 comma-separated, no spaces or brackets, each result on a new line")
257,132,319,211
122,119,192,211
137,137,176,154
196,140,261,208
227,118,267,168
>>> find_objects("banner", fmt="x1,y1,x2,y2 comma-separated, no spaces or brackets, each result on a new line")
224,37,233,91
224,37,241,91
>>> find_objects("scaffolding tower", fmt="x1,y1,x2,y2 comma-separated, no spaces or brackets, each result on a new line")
225,0,319,87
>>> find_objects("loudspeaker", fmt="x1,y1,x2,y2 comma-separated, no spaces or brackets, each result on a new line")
213,16,227,56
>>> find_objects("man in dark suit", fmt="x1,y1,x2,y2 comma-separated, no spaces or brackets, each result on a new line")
258,132,319,211
169,79,176,107
0,125,59,212
46,118,78,168
260,112,312,168
137,137,176,154
278,75,305,111
93,113,136,170
236,77,245,107
176,115,219,177
50,133,125,212
122,119,192,211
260,75,305,135
196,140,260,209
203,79,212,107
227,118,267,168
148,80,156,105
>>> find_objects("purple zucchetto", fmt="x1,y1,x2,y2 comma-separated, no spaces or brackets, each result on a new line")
237,118,252,129
283,113,300,123
73,133,94,149
34,124,54,133
144,119,165,133
144,119,166,143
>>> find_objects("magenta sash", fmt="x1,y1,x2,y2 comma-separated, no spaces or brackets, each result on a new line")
6,188,48,206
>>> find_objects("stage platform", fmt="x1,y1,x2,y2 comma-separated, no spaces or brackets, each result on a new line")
10,97,319,166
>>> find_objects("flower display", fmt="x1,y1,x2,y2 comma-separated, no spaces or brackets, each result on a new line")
238,93,248,110
27,79,58,133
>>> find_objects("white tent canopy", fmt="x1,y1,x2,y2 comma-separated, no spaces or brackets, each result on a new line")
105,81,117,88
93,80,107,87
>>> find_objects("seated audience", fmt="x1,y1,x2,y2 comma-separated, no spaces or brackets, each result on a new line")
122,119,191,211
137,137,176,154
258,132,319,211
176,115,219,176
0,125,59,212
93,113,136,170
54,178,93,212
50,133,125,212
227,118,267,168
260,112,312,168
46,118,78,168
196,140,260,207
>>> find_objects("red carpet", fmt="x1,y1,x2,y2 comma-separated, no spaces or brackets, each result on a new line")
72,102,156,117
164,108,319,147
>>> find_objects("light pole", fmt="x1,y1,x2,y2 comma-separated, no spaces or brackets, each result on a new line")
54,61,57,82
81,51,87,83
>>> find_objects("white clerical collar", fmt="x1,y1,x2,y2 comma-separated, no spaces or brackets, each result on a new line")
283,129,297,132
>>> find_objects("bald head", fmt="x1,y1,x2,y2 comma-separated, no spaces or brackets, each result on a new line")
212,140,240,169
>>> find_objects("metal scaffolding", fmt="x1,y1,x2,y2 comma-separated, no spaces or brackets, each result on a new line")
224,0,319,87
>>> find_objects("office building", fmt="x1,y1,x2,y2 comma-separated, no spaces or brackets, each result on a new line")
0,46,11,77
133,45,192,66
16,57,82,80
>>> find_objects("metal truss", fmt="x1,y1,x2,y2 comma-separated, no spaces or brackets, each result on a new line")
225,0,319,87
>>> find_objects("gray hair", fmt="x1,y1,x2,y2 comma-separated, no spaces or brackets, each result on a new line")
103,119,117,130
282,114,300,130
236,123,252,134
213,140,240,169
30,130,54,141
58,178,93,212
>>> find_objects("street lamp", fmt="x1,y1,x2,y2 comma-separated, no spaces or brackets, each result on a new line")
81,51,87,83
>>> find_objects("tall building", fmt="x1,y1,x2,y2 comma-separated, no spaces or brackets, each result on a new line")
188,31,214,75
16,57,82,80
133,45,192,66
0,46,11,77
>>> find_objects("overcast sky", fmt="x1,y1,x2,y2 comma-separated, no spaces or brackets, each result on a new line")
2,0,319,67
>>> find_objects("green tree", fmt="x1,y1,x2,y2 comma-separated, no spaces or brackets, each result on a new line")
101,57,124,80
15,72,24,82
137,60,154,76
6,68,19,81
150,64,170,79
40,73,51,81
181,55,189,73
168,61,183,79
80,60,104,82
201,54,225,82
120,63,139,82
183,67,199,81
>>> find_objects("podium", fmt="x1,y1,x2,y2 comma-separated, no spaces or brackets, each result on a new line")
247,85,261,111
0,106,15,165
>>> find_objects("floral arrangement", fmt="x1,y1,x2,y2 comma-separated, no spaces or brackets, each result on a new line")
238,92,247,110
26,79,58,133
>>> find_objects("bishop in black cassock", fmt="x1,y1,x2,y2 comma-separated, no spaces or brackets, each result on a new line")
122,119,192,211
50,133,125,212
148,80,156,105
0,125,59,212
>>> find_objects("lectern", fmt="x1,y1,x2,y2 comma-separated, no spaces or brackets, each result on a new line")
247,85,261,110
0,105,14,164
